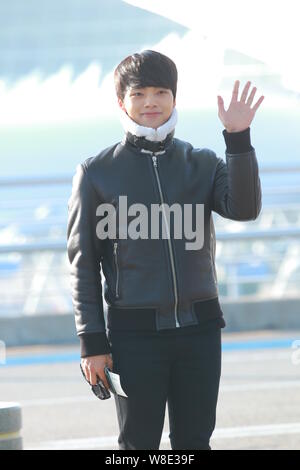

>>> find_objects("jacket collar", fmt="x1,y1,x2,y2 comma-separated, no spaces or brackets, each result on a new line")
119,107,177,153
124,129,175,153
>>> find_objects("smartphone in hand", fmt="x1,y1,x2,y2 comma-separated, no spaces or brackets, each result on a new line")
80,363,111,400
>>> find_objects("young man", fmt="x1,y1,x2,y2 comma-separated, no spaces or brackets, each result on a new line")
67,50,264,450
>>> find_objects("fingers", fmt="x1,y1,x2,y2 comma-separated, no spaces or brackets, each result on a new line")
90,368,101,386
231,79,264,111
81,357,113,389
98,371,110,391
252,94,265,112
245,84,265,110
217,95,225,117
89,367,107,387
246,85,258,106
231,80,240,102
89,365,107,387
81,362,96,385
241,81,251,102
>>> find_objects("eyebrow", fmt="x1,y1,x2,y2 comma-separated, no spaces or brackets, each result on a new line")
130,87,168,92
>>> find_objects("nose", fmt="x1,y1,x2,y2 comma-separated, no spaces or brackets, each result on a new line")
144,94,157,108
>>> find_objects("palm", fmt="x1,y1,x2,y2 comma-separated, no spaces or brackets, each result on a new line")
217,81,264,133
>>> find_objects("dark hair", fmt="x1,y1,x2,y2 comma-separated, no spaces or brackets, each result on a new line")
114,50,178,102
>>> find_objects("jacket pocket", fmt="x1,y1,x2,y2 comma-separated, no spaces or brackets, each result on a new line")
113,241,120,299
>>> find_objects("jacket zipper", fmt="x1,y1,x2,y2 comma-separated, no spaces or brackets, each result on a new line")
152,154,180,327
113,242,120,299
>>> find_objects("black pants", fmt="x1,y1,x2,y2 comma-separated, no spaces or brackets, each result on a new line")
107,324,222,450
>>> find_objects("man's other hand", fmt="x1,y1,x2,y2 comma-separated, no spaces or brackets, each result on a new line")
81,354,113,389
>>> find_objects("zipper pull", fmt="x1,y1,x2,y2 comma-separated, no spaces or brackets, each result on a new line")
113,242,117,254
152,155,157,167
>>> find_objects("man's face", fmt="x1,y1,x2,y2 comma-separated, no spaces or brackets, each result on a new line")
118,86,176,129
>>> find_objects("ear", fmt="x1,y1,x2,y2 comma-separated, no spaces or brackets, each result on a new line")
118,97,126,112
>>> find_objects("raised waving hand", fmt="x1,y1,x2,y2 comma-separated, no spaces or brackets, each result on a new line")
217,80,264,133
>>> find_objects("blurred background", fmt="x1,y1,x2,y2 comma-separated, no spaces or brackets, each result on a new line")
0,0,299,332
1,0,300,451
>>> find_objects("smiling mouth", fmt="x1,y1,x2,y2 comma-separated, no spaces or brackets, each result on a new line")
142,112,162,116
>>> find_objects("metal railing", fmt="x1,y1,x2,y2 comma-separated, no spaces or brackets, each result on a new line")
0,168,300,316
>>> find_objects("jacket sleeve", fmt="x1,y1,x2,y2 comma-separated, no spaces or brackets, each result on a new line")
211,127,262,220
67,163,111,357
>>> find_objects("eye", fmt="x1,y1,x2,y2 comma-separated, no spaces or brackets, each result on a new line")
131,92,142,97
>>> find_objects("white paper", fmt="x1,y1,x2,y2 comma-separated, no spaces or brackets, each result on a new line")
107,370,128,398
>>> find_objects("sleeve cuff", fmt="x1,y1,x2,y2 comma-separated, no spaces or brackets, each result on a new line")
222,127,253,154
79,332,112,358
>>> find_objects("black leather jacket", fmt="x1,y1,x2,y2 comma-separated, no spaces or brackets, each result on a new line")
67,127,262,357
